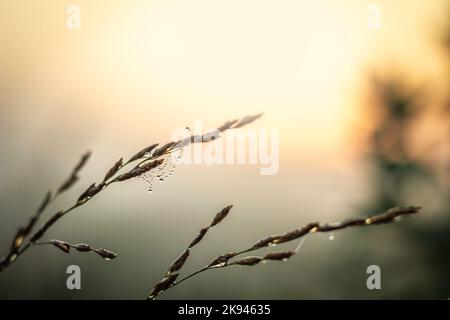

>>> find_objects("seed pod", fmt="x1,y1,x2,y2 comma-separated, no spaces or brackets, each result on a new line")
217,119,238,132
147,273,179,300
88,183,105,198
274,222,319,244
233,113,263,129
8,254,17,263
152,142,177,158
74,243,91,252
57,174,79,194
116,159,163,181
175,137,191,149
210,205,233,227
37,191,52,215
167,249,190,275
251,235,281,250
30,211,64,243
207,252,237,268
128,144,159,162
337,217,366,228
57,151,91,194
77,183,96,203
74,151,92,173
77,182,105,203
11,229,26,251
190,134,203,144
263,251,295,261
188,227,209,248
21,191,54,237
94,248,117,260
51,240,71,254
201,130,220,143
232,256,262,266
367,206,421,225
103,158,123,182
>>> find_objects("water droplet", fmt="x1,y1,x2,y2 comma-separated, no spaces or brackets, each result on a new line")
329,234,335,241
159,178,164,183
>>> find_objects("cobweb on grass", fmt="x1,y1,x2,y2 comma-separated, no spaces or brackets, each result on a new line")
139,148,184,193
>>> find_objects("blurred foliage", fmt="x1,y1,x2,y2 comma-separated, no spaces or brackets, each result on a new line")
358,23,450,298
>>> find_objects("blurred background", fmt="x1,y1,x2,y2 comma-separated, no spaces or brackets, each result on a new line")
0,0,448,299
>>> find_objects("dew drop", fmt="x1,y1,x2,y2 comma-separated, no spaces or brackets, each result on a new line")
213,262,226,268
329,234,335,241
141,171,155,194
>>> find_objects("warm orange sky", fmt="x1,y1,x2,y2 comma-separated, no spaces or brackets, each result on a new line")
0,0,447,167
